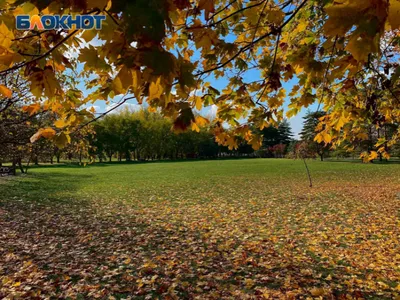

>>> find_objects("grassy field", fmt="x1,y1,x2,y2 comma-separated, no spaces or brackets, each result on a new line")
1,159,400,299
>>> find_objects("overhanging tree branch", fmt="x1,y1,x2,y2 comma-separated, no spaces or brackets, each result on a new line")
194,0,308,77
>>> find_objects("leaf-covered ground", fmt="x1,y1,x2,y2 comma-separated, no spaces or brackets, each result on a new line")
1,159,400,299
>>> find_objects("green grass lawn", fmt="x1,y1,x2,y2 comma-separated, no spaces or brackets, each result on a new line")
1,159,400,299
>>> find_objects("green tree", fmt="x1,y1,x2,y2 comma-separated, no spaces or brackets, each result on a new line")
300,111,329,161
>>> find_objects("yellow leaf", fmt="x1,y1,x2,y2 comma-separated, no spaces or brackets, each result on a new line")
383,152,390,160
41,128,56,138
113,66,139,95
53,132,71,149
124,257,132,264
195,116,209,127
345,34,377,63
149,77,163,101
249,135,262,150
297,20,307,32
314,133,323,144
54,119,67,129
12,282,21,287
80,29,97,43
227,136,238,150
132,69,142,103
369,151,378,161
0,22,14,49
78,46,109,71
244,278,255,288
310,287,325,297
22,103,41,116
30,128,56,143
334,116,347,131
0,84,12,98
266,8,284,25
323,133,332,144
194,96,202,110
326,274,332,281
388,0,400,29
196,34,213,52
29,67,62,99
105,0,112,10
191,122,200,132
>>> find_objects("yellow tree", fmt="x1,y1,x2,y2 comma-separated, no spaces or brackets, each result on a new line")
1,0,400,158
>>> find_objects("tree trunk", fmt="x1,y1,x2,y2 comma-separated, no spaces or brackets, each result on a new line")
17,158,25,174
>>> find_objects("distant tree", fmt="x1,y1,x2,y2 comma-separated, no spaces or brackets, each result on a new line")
91,109,256,161
260,119,293,157
269,144,286,158
300,111,330,161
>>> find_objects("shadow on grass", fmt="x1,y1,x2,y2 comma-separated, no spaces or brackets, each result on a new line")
24,157,260,170
325,158,400,164
0,172,92,205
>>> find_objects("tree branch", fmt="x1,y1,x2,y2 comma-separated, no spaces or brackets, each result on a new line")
194,0,308,77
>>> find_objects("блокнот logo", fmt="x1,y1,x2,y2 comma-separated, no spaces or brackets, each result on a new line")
16,15,106,30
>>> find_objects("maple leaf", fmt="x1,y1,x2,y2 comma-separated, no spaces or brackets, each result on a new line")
310,287,325,297
193,96,202,110
173,106,195,132
30,127,56,143
29,67,62,99
195,115,209,126
54,118,68,129
0,84,12,98
198,0,215,20
78,46,110,71
113,66,134,94
369,151,378,161
54,132,71,148
0,22,14,48
266,8,284,25
345,34,376,63
191,122,200,132
249,135,262,150
22,103,41,116
148,77,164,101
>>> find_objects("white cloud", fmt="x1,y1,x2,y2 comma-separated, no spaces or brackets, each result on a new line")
208,105,218,118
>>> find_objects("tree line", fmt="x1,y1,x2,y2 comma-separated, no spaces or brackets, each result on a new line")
2,106,400,170
90,109,256,162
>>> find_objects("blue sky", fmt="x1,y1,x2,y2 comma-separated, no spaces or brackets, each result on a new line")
75,33,316,140
77,67,312,139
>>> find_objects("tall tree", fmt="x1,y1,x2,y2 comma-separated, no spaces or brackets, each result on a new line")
260,119,293,156
300,111,329,161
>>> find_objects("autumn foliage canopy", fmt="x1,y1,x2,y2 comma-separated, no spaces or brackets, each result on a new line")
1,0,400,160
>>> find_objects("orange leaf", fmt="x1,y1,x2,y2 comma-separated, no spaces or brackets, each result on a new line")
0,84,12,98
